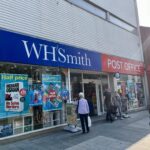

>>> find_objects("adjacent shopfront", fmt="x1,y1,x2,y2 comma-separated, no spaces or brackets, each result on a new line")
102,54,145,111
0,29,145,139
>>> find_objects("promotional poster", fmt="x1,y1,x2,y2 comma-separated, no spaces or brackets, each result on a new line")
5,82,24,112
0,74,30,118
127,80,136,100
42,74,62,111
60,82,69,103
29,84,43,106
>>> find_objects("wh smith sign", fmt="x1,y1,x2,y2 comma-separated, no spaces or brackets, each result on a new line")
0,30,101,72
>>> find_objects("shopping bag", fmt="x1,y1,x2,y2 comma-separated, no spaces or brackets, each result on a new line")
88,116,92,127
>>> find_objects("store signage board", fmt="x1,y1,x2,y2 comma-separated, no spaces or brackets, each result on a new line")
0,29,101,72
102,54,144,76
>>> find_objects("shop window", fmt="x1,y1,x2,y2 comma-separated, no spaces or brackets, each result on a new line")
109,14,137,33
115,74,145,111
66,0,106,19
70,73,82,102
101,74,108,93
24,116,32,132
66,0,137,34
0,63,68,138
0,119,13,138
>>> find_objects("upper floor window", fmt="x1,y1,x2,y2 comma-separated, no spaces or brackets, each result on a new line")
66,0,137,34
66,0,106,19
109,14,136,33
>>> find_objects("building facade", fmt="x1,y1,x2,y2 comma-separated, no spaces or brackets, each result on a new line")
0,0,146,139
140,26,150,106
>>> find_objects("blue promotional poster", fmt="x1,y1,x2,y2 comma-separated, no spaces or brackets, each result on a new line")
28,84,43,106
60,82,69,103
0,74,30,118
42,74,62,111
127,80,136,100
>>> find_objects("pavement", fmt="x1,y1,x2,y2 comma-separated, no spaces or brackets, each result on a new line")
0,110,150,150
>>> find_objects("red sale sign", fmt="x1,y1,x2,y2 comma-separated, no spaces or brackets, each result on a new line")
101,54,144,76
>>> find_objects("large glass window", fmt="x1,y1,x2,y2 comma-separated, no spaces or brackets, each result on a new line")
101,74,109,92
70,73,82,102
115,74,145,111
66,0,106,19
0,63,68,138
108,14,136,33
66,0,137,34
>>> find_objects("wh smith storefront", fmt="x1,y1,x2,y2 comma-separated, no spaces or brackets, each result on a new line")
0,29,145,139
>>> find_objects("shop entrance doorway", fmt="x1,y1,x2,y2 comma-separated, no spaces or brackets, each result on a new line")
83,79,104,116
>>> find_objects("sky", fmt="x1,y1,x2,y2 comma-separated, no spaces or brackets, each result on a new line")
137,0,150,27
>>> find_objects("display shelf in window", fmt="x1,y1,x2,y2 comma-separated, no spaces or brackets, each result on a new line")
13,117,23,135
0,119,13,138
43,111,53,127
24,116,33,132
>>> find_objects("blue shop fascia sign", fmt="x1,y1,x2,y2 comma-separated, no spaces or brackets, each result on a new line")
0,29,101,72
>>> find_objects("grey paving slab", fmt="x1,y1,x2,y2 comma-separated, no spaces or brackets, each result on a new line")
0,110,149,150
65,135,131,150
128,117,150,130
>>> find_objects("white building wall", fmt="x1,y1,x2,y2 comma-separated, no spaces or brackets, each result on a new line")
89,0,137,26
0,0,143,61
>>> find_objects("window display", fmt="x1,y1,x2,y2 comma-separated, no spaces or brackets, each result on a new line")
136,82,144,107
0,63,68,138
0,119,13,138
115,75,145,110
24,116,32,132
13,117,23,135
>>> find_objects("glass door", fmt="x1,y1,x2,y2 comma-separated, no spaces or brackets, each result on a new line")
83,79,104,116
84,82,97,116
96,83,104,115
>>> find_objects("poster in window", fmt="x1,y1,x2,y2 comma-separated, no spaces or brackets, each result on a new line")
0,74,30,118
42,74,62,111
29,84,43,106
127,80,135,100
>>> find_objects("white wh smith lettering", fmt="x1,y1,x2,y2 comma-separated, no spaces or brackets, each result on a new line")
22,40,91,67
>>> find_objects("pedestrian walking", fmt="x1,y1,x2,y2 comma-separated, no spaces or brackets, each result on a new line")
77,92,90,133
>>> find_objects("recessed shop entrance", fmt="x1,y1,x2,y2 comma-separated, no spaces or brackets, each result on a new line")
83,79,104,116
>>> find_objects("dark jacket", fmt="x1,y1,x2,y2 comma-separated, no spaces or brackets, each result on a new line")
104,91,112,109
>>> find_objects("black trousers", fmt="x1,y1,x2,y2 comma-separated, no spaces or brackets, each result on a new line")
106,108,113,122
79,114,89,133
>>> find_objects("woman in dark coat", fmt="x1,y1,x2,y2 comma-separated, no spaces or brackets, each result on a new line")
104,89,113,122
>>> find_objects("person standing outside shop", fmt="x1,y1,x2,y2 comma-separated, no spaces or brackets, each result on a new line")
77,92,90,133
114,91,123,120
121,94,129,118
104,88,113,122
